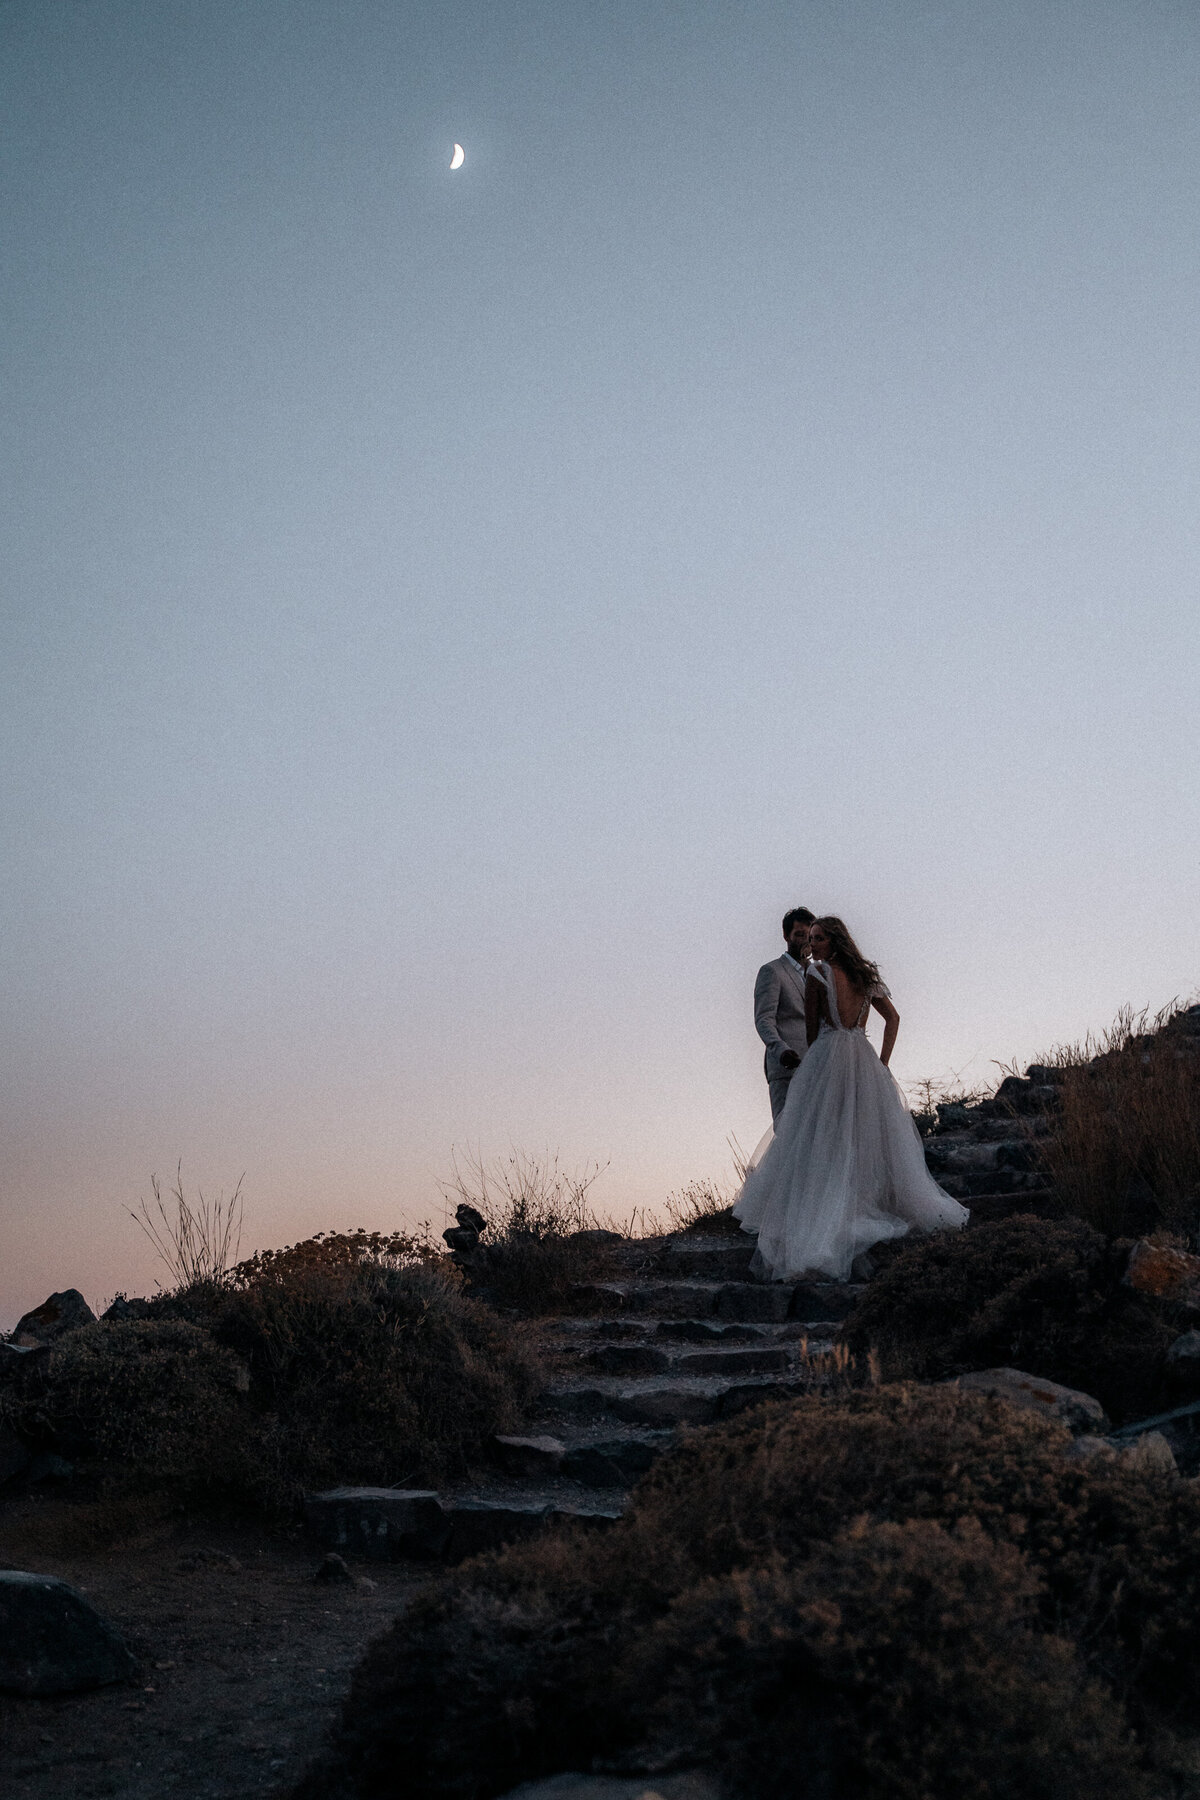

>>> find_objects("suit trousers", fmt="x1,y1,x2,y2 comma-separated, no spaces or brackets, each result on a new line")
768,1072,794,1124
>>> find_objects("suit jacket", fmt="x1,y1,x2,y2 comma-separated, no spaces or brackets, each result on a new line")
755,955,811,1081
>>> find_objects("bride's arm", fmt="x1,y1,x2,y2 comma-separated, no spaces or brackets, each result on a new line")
805,971,825,1047
871,993,900,1066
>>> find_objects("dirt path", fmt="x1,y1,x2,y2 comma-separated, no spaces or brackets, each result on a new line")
0,1492,425,1799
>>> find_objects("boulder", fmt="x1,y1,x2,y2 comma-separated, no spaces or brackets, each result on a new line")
13,1289,96,1347
1124,1240,1200,1305
950,1367,1109,1435
0,1571,135,1695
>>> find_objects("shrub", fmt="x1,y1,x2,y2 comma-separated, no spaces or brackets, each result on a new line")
300,1386,1196,1799
1,1318,253,1493
1038,1004,1200,1237
181,1256,541,1503
624,1522,1147,1800
840,1214,1172,1422
3,1251,540,1512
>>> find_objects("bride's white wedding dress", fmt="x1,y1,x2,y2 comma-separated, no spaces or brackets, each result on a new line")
733,961,968,1281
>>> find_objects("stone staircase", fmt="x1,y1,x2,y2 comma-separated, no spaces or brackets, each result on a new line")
305,1231,862,1565
304,1074,1072,1567
920,1071,1060,1224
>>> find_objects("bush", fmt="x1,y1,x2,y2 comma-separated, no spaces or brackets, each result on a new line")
840,1214,1172,1423
222,1258,539,1499
624,1522,1147,1800
299,1385,1196,1799
0,1318,253,1494
3,1248,540,1511
174,1255,540,1504
1038,1004,1200,1237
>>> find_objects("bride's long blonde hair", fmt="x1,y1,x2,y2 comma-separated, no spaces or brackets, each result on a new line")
814,916,881,993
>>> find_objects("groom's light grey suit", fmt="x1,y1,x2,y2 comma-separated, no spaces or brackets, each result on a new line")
755,954,811,1123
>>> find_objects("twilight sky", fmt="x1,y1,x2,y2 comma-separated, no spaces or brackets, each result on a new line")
3,0,1198,1326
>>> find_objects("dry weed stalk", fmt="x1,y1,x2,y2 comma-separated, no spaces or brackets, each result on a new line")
129,1164,245,1290
791,1336,881,1395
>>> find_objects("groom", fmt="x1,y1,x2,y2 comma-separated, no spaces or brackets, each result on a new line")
755,908,815,1123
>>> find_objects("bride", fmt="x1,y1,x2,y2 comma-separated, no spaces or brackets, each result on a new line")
733,916,968,1282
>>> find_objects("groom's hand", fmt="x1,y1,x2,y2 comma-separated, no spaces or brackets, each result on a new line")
780,1049,800,1069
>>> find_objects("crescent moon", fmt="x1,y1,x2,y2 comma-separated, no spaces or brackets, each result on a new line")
450,143,465,170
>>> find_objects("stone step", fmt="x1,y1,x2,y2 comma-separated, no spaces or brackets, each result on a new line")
491,1422,676,1488
576,1340,797,1379
550,1315,816,1345
537,1373,808,1429
570,1279,863,1324
659,1238,758,1281
937,1170,1053,1201
305,1483,624,1565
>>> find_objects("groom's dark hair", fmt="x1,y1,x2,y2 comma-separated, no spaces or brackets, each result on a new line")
782,907,815,935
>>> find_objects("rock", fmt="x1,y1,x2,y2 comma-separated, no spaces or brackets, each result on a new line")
443,1225,481,1255
1166,1330,1200,1370
313,1552,355,1585
1125,1240,1200,1305
950,1368,1109,1435
560,1435,668,1487
935,1101,972,1130
1120,1430,1177,1476
1108,1398,1200,1476
0,1425,31,1485
305,1487,450,1561
492,1433,566,1477
569,1229,623,1246
455,1203,488,1235
661,1240,756,1281
1066,1435,1117,1463
100,1295,154,1322
443,1498,554,1561
12,1289,96,1347
0,1571,136,1695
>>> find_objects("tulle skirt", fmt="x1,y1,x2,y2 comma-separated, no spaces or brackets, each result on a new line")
733,1026,968,1281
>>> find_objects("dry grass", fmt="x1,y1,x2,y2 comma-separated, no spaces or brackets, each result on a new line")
1035,1003,1200,1237
438,1150,620,1314
128,1164,246,1289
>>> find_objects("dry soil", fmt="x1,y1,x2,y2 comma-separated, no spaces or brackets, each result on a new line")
0,1488,425,1800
